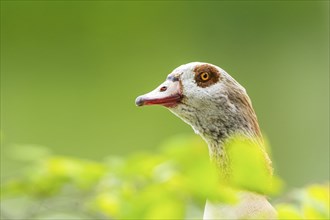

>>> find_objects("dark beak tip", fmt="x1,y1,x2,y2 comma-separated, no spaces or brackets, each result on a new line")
135,96,144,106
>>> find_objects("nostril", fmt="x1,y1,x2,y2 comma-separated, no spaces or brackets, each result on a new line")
160,86,167,92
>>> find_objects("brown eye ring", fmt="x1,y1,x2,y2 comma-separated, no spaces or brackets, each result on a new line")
194,64,221,88
200,72,210,81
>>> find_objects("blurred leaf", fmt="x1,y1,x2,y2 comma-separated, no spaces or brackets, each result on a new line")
276,204,303,219
225,136,283,195
93,193,120,217
276,183,329,220
2,135,328,219
303,184,330,219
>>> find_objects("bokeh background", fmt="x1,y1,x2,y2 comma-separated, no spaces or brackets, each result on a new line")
1,1,329,188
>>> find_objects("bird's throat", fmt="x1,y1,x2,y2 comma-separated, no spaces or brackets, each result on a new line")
175,107,264,178
170,95,268,177
205,139,231,178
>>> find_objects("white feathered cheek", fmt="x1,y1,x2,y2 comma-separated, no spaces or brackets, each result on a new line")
180,78,220,106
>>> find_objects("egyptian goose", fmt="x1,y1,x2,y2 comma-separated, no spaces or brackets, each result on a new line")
135,62,277,219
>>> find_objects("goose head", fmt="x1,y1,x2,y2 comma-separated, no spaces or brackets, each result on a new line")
135,62,261,149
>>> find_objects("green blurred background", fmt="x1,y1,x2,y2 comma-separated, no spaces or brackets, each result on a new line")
1,1,329,188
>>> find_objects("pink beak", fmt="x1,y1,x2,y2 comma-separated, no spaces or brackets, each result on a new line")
135,79,183,108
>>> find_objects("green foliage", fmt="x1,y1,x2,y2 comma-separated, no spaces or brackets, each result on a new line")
276,184,330,220
224,136,283,195
1,135,329,219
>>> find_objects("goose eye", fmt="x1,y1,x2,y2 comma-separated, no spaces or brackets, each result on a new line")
194,64,221,88
200,72,210,81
